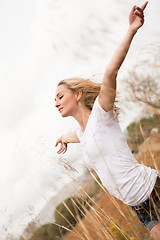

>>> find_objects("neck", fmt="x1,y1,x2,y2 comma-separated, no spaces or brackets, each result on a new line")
73,104,91,132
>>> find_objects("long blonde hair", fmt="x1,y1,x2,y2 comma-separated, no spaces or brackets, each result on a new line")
58,77,119,114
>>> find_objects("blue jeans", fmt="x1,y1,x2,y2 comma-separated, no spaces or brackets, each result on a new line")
131,176,160,231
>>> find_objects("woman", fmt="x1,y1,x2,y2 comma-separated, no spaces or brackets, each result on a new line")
55,2,160,239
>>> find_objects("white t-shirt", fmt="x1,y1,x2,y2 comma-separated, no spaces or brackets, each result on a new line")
76,97,158,206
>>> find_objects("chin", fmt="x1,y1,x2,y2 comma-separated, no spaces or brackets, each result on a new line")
60,112,68,118
59,109,71,118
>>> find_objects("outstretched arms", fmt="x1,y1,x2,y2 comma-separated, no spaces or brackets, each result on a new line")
55,131,80,154
98,1,148,112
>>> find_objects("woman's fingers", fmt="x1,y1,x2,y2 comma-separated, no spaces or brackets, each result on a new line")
57,143,64,154
55,136,67,154
131,5,137,14
55,141,58,147
57,147,64,154
134,1,148,19
135,10,144,19
136,6,144,14
141,1,148,11
62,147,67,154
129,1,148,27
55,138,61,147
56,142,67,154
62,143,67,153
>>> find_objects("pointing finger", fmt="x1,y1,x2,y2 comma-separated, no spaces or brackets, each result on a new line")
141,1,148,11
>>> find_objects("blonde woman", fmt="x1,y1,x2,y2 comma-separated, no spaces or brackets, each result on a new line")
55,2,160,239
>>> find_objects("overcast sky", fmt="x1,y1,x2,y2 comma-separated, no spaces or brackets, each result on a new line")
0,0,160,238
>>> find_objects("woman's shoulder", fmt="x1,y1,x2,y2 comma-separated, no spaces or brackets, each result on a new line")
92,96,117,122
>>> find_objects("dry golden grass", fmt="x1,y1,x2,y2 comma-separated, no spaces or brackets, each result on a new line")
61,135,160,240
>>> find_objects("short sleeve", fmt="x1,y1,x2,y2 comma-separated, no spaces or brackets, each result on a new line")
92,96,117,122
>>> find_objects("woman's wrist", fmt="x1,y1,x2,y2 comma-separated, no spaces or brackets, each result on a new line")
128,26,137,36
62,135,68,143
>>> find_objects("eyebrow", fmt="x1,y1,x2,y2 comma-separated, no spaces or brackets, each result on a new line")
54,92,63,101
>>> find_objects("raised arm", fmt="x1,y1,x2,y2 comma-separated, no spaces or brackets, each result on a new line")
55,131,80,154
99,1,148,112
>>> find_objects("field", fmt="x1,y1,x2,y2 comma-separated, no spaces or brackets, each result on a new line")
64,137,160,240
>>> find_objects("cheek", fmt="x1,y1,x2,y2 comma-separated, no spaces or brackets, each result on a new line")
65,95,77,106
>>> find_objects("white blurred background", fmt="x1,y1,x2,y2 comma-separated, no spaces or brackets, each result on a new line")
0,0,159,238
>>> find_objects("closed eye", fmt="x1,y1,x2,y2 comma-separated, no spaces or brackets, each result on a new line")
59,95,63,100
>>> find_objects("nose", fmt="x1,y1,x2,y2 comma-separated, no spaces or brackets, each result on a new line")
55,99,60,108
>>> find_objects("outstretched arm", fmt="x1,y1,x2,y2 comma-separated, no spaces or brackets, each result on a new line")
99,1,148,112
55,131,80,154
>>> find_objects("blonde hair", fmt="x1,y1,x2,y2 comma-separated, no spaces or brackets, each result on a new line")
58,77,119,114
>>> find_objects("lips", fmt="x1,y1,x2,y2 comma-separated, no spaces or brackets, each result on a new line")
58,107,63,112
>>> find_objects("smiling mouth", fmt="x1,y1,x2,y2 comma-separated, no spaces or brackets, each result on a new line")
59,107,63,112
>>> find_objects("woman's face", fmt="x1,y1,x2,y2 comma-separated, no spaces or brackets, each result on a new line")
55,84,80,117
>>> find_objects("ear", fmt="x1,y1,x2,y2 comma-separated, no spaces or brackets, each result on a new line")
75,91,82,101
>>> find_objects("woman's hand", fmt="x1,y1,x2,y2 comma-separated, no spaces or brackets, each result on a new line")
55,136,68,154
129,1,148,33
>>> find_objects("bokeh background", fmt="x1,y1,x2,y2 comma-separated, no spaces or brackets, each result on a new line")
0,0,159,239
